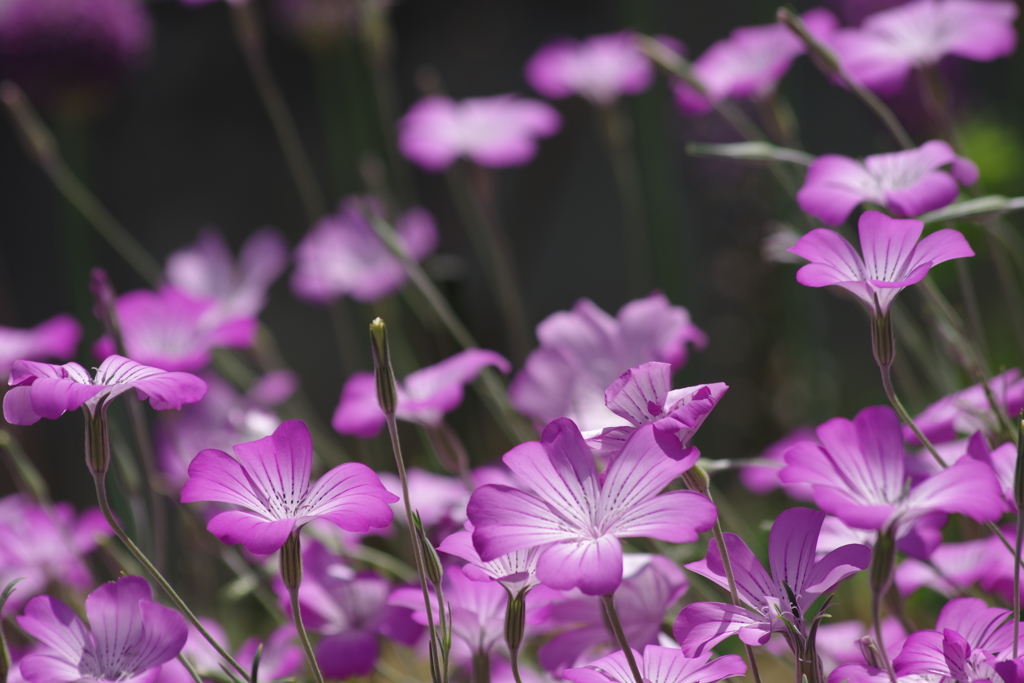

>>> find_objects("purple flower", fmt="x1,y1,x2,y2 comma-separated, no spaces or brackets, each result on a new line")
780,406,1006,537
93,287,257,372
291,198,438,304
0,314,81,380
674,9,837,114
796,141,979,226
893,597,1023,682
379,468,471,531
565,646,746,683
0,495,110,615
332,348,511,437
831,0,1019,95
582,361,727,457
737,427,817,500
908,369,1024,445
895,534,1010,600
180,419,398,554
439,520,541,594
468,418,716,596
397,94,561,171
4,355,208,426
788,210,974,316
966,432,1017,508
525,32,654,105
166,227,289,323
0,0,152,104
510,293,707,432
156,619,302,683
673,507,870,655
537,554,689,672
274,540,420,680
17,575,187,683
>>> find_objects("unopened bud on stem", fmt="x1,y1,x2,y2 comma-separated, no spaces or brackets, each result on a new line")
280,532,303,591
869,528,897,596
414,512,444,587
504,589,527,654
871,299,896,371
857,637,885,670
1014,414,1024,512
680,463,711,497
369,318,398,416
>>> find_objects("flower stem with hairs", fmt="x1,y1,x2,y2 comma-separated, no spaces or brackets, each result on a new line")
280,532,326,683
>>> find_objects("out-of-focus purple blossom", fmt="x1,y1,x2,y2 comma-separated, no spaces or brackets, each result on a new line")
781,406,1006,539
291,198,438,304
796,141,979,226
581,361,727,458
166,227,289,323
526,32,654,105
332,348,510,437
181,419,398,554
379,468,470,531
538,554,689,673
895,533,1010,599
0,0,152,105
156,619,302,683
800,618,906,672
907,369,1024,445
157,371,295,492
0,315,81,380
673,9,837,114
0,495,110,616
831,0,1018,96
17,576,187,683
788,211,974,316
738,427,817,499
439,520,541,595
816,511,946,561
272,540,420,680
565,646,746,683
674,508,870,655
468,419,715,596
398,94,561,171
510,293,706,432
93,287,257,372
3,355,208,426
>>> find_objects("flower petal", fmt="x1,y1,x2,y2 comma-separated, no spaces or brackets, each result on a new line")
206,511,296,554
232,420,312,515
673,601,767,656
300,462,398,531
536,536,623,595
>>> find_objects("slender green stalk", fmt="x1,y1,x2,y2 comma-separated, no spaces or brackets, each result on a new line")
472,649,491,683
871,593,899,683
710,520,764,683
444,164,532,363
1015,512,1022,658
598,103,652,297
177,654,204,683
229,2,326,225
601,594,644,683
0,429,50,503
281,534,326,683
879,364,948,468
0,81,161,284
93,474,248,678
869,530,899,683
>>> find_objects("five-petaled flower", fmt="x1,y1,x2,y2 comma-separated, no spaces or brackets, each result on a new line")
181,419,398,554
565,646,746,683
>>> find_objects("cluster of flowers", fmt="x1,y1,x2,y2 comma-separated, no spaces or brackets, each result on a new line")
3,1,1024,683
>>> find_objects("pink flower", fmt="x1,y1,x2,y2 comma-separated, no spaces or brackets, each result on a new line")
3,355,208,425
796,141,979,226
467,418,716,596
525,32,654,105
832,0,1019,95
181,419,398,554
439,520,541,595
788,210,974,316
565,646,746,683
291,198,438,304
17,576,187,683
93,287,257,372
166,227,289,322
674,9,837,114
907,368,1024,445
0,314,81,379
332,348,511,437
510,293,706,432
398,94,561,171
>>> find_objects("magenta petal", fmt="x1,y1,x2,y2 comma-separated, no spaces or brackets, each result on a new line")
233,419,312,512
300,462,398,531
614,490,717,543
468,484,575,561
16,595,89,663
315,632,379,679
789,229,866,287
604,362,673,425
673,602,765,656
206,511,296,554
331,373,387,437
536,536,623,595
3,385,43,425
18,654,84,683
181,448,269,512
884,171,959,217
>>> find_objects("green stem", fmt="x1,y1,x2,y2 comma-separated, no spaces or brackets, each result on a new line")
0,429,51,503
229,2,326,225
879,363,948,468
1015,511,1022,658
871,590,899,683
601,594,644,683
282,535,326,683
177,654,204,683
93,473,248,678
710,519,764,683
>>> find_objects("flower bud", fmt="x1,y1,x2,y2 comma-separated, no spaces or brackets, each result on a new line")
869,528,896,596
870,299,896,371
504,590,527,654
857,636,885,670
414,512,444,587
1014,415,1024,512
369,318,398,416
680,463,711,497
84,407,111,477
280,532,303,591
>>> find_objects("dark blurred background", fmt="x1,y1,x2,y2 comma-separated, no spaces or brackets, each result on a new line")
2,0,1023,510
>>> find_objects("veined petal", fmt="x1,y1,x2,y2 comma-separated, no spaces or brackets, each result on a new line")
17,654,84,683
858,211,925,284
16,595,89,664
131,372,208,411
180,448,271,514
233,420,312,518
132,601,188,672
613,490,716,543
803,543,871,602
767,507,824,601
789,229,867,285
206,510,296,554
673,602,766,656
28,377,105,419
300,462,398,532
935,597,1013,652
468,484,578,561
901,457,1006,526
535,535,623,595
893,630,949,677
903,228,975,274
686,533,774,609
604,362,673,425
643,647,746,683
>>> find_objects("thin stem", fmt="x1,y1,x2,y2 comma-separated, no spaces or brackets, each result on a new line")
509,652,525,683
284,539,326,683
710,519,764,683
871,593,899,683
444,164,532,363
0,81,161,284
598,103,652,297
0,429,51,503
1015,511,1022,658
230,2,326,225
601,594,644,683
879,364,948,468
177,654,204,683
93,474,248,678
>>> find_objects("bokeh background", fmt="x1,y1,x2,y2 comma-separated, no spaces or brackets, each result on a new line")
1,0,1022,518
